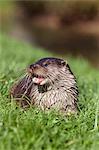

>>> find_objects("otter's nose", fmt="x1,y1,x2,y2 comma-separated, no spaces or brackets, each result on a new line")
29,64,40,69
30,64,35,69
27,64,35,75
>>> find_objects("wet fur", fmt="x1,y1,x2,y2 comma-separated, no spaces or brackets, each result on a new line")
10,57,78,113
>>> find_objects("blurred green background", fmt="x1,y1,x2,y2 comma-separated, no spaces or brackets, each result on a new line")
0,1,99,150
1,0,99,67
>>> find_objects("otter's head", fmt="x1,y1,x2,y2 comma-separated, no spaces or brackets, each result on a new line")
27,57,68,87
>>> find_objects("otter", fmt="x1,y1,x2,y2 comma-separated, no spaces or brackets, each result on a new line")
10,57,78,114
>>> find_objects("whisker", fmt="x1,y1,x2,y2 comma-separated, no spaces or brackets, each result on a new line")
22,79,33,98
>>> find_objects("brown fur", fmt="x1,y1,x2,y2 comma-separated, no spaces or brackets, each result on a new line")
10,57,78,114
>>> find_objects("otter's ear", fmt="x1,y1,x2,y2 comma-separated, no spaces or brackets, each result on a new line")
61,60,67,71
61,60,67,66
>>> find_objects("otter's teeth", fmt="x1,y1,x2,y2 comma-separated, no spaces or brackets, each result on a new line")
32,77,47,85
32,77,43,84
40,78,48,85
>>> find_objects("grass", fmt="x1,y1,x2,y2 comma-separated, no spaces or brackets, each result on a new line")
0,33,99,150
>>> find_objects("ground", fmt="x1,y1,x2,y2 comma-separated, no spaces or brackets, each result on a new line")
0,34,99,150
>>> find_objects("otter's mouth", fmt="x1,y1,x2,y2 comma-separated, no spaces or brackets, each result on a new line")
32,74,48,85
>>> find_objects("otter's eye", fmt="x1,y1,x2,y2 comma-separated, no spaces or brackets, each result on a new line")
43,63,48,67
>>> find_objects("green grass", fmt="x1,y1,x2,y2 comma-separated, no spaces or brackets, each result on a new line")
0,34,99,150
